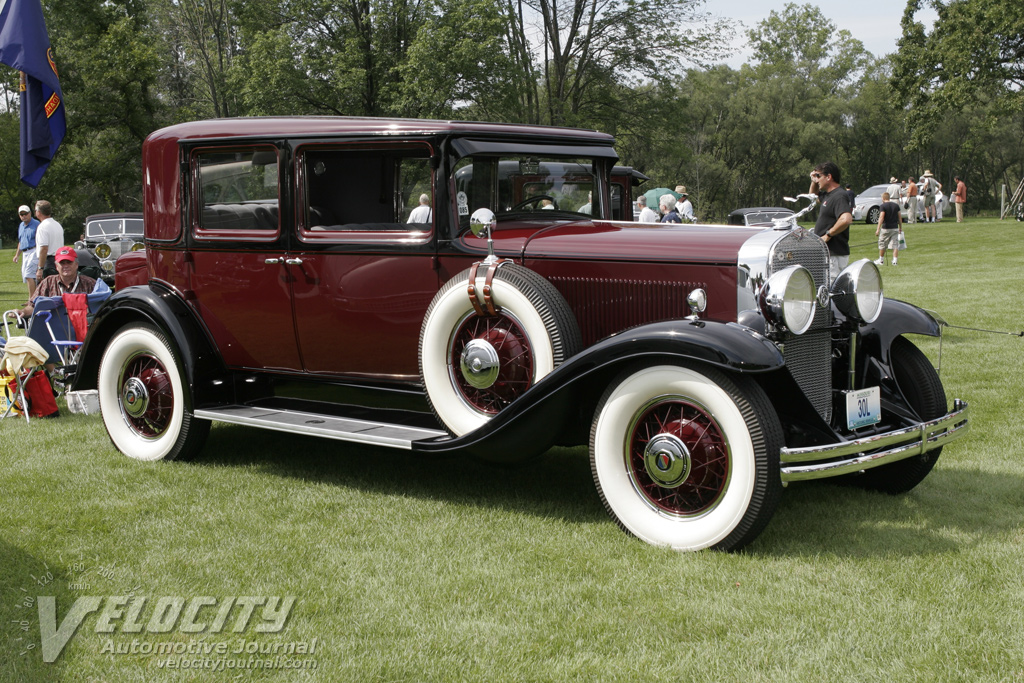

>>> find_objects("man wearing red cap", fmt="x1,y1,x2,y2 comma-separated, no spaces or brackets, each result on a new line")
18,246,96,319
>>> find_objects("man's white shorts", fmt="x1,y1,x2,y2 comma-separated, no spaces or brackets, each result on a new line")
20,250,38,282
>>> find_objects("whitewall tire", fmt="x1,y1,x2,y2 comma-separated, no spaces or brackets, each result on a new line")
590,364,782,551
419,264,580,436
98,323,209,461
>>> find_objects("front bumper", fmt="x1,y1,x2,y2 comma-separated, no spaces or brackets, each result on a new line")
779,399,968,482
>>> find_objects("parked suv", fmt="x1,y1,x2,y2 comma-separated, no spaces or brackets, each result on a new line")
75,117,968,552
75,213,145,285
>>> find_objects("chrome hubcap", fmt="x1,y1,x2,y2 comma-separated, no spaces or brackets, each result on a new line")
460,339,501,389
643,433,692,488
121,377,149,418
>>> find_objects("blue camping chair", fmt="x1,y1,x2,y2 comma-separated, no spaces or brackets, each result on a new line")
26,279,112,394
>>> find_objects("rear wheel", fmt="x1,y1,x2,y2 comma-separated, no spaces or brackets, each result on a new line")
854,336,946,493
98,323,209,461
590,364,783,551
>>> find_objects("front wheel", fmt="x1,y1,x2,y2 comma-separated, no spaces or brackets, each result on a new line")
98,323,209,461
866,206,881,224
853,336,947,493
590,364,783,551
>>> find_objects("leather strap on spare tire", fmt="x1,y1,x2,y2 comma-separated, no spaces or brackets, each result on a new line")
419,263,582,437
466,259,511,317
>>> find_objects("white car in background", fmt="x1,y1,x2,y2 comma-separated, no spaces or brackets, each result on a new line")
852,184,950,223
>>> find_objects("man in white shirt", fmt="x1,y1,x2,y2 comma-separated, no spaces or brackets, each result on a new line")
886,177,902,203
675,185,694,222
635,195,658,222
33,200,65,281
407,194,432,224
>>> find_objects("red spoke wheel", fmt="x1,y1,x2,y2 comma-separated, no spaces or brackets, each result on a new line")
627,398,730,517
591,364,783,551
98,323,208,461
117,352,174,438
449,312,535,414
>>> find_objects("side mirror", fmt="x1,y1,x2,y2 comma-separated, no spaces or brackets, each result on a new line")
469,208,495,238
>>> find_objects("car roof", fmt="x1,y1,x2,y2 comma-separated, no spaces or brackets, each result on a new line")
85,213,144,222
147,117,615,145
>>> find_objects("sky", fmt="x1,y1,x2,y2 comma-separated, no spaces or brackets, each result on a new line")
710,0,941,68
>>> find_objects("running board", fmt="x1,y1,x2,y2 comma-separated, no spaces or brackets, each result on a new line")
193,406,449,449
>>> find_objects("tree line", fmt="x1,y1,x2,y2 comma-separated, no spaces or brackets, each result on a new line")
2,0,1021,243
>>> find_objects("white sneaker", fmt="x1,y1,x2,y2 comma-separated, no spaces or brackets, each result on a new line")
873,258,884,265
892,258,898,266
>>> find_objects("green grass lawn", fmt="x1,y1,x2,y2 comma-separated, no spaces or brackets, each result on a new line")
2,217,1023,682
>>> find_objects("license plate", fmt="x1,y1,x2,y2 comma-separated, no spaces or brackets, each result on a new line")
845,387,881,430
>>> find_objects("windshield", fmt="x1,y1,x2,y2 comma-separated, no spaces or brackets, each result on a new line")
744,210,793,225
86,218,143,238
453,157,603,227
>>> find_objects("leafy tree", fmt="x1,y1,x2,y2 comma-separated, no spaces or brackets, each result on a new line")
508,0,730,128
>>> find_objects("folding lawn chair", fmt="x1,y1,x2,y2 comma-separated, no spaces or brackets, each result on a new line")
0,331,52,423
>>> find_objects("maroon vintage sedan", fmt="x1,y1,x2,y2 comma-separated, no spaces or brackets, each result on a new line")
72,117,968,551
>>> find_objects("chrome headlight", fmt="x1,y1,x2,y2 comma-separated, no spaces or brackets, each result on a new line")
831,259,883,323
129,241,145,252
100,259,115,273
95,243,111,259
758,265,816,335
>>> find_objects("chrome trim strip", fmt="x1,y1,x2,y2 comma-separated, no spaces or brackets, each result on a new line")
194,406,448,449
779,399,968,482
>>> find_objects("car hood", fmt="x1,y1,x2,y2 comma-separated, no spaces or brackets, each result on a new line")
519,219,763,265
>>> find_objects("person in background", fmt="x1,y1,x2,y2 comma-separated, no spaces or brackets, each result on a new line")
905,176,919,223
809,161,854,280
33,200,64,280
919,170,939,223
635,195,658,223
659,194,682,223
577,191,593,215
845,184,856,206
407,193,432,223
675,186,694,222
886,177,902,202
874,192,903,267
953,176,967,223
12,205,39,298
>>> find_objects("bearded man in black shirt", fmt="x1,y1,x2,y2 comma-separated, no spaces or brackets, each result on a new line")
808,161,854,282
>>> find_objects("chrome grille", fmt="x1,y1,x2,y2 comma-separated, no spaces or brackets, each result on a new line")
768,231,833,421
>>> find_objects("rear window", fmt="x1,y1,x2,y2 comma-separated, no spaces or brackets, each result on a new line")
193,146,280,240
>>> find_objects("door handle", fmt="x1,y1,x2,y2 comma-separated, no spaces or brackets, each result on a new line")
264,257,283,265
285,258,303,266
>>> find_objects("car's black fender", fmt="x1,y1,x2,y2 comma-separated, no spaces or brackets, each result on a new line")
71,281,228,403
413,318,786,461
848,298,944,423
858,298,942,357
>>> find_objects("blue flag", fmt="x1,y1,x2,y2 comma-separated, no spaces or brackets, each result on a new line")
0,0,66,187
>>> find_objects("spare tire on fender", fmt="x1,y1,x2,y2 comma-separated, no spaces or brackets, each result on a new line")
419,263,581,436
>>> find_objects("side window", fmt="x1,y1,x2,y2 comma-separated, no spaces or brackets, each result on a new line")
610,182,624,220
300,146,433,235
194,146,280,236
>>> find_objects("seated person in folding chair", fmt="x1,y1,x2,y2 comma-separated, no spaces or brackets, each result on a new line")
18,246,98,371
